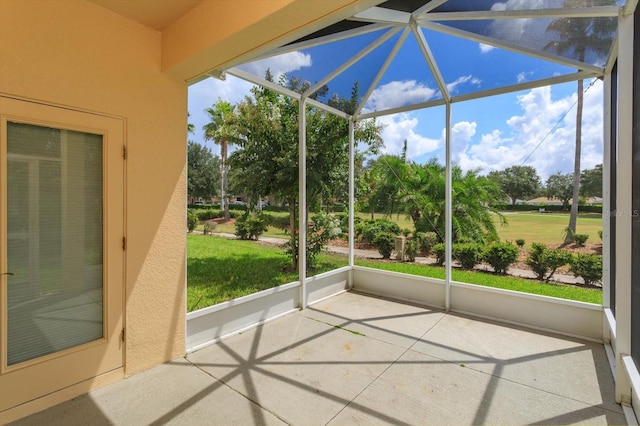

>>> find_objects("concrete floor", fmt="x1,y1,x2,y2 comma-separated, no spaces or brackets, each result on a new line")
11,292,625,425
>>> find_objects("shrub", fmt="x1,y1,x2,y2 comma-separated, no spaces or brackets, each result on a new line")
573,234,589,247
598,230,603,241
361,219,401,244
404,238,419,262
373,232,396,259
452,243,482,270
203,220,217,235
525,243,571,281
267,214,291,231
307,213,342,266
483,242,519,274
228,203,248,212
196,208,237,221
284,212,342,268
515,239,525,248
334,213,348,233
569,253,602,286
416,232,439,255
432,243,446,266
235,211,268,240
401,228,411,237
187,209,198,233
197,209,218,221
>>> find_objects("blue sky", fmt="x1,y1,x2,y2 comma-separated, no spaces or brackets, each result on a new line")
188,23,605,181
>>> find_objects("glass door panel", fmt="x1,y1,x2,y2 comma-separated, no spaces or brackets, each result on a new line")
6,122,104,366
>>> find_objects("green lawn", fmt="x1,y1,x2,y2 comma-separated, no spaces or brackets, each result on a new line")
195,210,290,238
187,234,601,312
494,212,602,245
187,234,346,311
198,210,602,246
358,211,602,246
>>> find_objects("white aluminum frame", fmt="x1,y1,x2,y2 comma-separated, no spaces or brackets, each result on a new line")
298,98,308,309
614,10,634,405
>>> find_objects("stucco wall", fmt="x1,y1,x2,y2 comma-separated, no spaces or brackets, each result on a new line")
0,0,187,375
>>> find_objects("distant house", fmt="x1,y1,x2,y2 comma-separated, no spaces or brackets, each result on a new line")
525,197,564,206
526,197,602,206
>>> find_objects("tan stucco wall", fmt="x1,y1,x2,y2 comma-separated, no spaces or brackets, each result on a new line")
0,0,187,375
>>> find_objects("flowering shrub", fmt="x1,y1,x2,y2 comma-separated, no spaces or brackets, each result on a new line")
285,212,342,268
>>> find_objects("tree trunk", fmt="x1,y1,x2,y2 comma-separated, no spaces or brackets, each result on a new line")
565,79,583,244
221,141,230,221
288,198,297,270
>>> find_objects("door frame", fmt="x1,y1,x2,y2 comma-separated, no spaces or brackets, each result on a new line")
0,95,126,418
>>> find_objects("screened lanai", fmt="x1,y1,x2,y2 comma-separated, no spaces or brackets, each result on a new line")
185,0,640,419
6,0,640,423
199,0,627,303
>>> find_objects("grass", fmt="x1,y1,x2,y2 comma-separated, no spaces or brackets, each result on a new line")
354,259,602,304
494,212,602,245
356,211,602,246
187,234,601,312
187,235,347,311
199,209,602,246
196,210,290,238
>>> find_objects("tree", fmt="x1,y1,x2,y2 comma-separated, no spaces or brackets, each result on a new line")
400,159,505,244
580,164,603,198
187,112,195,135
546,172,574,210
545,0,615,243
203,99,239,220
488,165,541,206
187,141,219,201
230,72,382,269
363,155,410,218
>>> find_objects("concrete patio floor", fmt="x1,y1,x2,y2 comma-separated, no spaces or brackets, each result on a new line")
11,292,625,425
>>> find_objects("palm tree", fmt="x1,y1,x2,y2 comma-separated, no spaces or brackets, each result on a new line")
544,0,615,243
400,160,504,244
368,154,410,218
203,99,238,220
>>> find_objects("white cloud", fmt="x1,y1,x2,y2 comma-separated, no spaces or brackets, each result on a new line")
516,71,533,83
488,0,551,50
240,51,312,79
365,80,437,112
446,75,481,94
490,0,550,11
378,113,441,158
455,80,604,180
479,43,496,54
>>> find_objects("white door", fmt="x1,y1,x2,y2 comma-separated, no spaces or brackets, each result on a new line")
0,96,124,413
